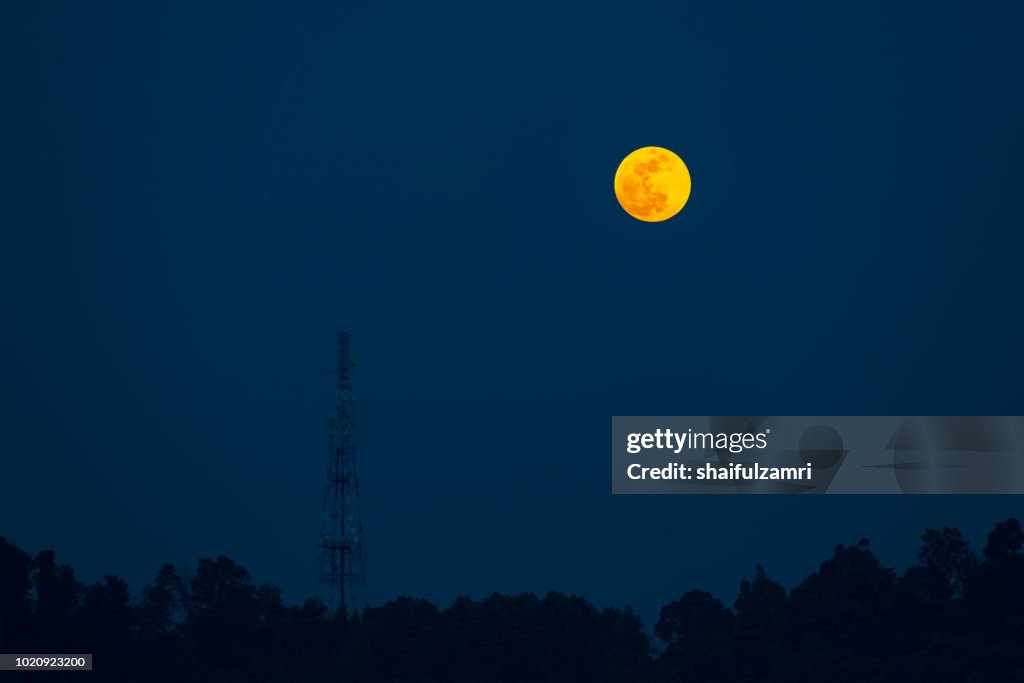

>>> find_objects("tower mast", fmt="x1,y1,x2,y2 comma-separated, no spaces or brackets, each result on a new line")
317,332,366,614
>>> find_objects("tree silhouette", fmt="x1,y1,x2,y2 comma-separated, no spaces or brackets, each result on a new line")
914,526,978,598
0,519,1022,681
983,517,1024,559
0,536,32,650
31,550,81,651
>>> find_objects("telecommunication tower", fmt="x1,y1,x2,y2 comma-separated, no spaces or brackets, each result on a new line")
317,332,367,613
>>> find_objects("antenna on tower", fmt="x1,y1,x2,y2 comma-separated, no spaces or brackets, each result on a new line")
317,332,367,615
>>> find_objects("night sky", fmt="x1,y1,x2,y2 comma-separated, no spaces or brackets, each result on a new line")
2,2,1023,629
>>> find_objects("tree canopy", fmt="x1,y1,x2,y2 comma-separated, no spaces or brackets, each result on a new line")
1,519,1022,682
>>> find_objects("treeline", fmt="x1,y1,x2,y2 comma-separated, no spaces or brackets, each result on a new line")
1,519,1023,682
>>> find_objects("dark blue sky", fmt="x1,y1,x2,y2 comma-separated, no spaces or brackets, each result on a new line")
2,1,1022,628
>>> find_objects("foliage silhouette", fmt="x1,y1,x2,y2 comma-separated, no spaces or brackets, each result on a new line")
1,520,1022,682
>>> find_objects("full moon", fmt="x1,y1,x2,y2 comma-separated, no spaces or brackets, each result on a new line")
614,147,691,222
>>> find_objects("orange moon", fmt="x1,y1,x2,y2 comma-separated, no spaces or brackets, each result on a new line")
614,147,691,222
